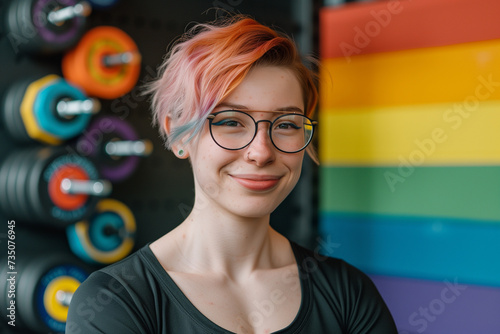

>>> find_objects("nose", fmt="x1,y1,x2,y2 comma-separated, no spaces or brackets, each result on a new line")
245,121,275,166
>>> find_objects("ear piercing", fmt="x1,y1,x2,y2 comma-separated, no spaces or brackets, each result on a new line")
178,149,184,156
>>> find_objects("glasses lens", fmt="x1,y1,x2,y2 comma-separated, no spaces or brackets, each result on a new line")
271,114,314,152
209,111,255,150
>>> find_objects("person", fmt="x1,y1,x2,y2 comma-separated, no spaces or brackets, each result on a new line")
66,15,397,334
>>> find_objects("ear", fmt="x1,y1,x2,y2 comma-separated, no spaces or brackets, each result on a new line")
165,116,190,159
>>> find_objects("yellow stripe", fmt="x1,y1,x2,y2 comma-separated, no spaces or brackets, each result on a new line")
320,39,500,109
319,101,500,165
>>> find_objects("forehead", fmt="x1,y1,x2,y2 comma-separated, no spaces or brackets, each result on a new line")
219,65,304,112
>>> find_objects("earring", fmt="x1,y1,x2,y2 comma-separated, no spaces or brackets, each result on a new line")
178,149,184,156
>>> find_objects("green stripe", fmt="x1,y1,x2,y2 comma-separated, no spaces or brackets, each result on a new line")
320,166,500,221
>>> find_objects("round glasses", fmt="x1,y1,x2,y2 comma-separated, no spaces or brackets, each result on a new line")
206,110,317,153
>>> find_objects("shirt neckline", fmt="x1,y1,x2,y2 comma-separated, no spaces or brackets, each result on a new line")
140,240,312,334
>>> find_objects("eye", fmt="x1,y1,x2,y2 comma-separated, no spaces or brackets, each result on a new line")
212,118,242,127
274,121,301,130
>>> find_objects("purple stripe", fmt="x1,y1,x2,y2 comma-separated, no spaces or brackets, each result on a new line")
370,275,500,334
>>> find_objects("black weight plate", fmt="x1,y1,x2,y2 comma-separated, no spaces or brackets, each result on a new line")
26,147,101,227
3,151,26,217
4,0,24,54
13,148,39,222
2,79,32,143
14,0,86,54
0,153,17,215
5,150,28,219
17,252,89,332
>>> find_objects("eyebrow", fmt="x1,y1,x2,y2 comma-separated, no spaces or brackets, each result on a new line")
215,103,304,113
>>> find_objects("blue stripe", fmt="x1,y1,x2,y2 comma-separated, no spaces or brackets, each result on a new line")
319,213,500,287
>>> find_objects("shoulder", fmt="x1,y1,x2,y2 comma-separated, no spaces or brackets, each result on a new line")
290,241,398,333
291,241,369,283
66,245,160,333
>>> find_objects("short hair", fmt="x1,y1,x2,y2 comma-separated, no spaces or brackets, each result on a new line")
145,15,319,162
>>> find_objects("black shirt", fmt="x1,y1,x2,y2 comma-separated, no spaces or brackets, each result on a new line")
66,241,397,333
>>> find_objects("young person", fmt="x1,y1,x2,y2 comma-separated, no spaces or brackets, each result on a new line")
66,16,397,334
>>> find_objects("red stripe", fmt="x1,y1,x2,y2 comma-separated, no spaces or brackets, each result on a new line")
320,0,500,59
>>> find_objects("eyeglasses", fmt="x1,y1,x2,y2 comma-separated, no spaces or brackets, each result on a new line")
206,110,318,153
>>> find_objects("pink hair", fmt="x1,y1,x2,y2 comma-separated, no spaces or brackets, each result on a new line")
145,16,318,162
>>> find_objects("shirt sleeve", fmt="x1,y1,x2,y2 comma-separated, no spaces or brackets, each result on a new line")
340,260,398,334
66,271,149,334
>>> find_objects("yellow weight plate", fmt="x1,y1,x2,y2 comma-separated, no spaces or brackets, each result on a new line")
320,39,500,109
43,276,81,323
20,75,62,145
320,101,500,166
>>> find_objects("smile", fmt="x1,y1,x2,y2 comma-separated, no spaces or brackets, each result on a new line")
230,174,281,191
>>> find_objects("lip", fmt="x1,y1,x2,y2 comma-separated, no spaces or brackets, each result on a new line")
230,174,281,192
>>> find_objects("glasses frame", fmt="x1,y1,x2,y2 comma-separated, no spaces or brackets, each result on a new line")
206,110,318,153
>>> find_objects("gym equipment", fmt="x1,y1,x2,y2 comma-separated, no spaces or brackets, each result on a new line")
62,26,141,99
76,116,153,182
0,74,100,145
0,146,112,227
4,0,91,54
0,232,90,333
87,0,120,9
67,198,136,264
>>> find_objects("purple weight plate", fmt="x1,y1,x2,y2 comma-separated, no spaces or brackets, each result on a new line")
76,116,140,182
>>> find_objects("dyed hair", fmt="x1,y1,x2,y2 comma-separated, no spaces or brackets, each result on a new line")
145,15,319,162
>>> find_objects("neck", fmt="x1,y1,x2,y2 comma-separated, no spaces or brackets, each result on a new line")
170,199,285,281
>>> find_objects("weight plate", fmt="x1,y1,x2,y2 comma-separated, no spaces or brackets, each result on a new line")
62,26,141,99
2,79,33,142
43,276,81,323
0,264,9,314
88,212,123,251
87,0,120,9
67,198,136,264
20,74,62,145
17,253,88,332
14,148,43,222
0,153,19,216
76,116,140,182
32,79,92,140
47,164,89,211
8,0,87,54
26,147,100,227
4,151,27,218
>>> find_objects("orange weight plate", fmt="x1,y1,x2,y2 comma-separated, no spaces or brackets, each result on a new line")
62,26,141,99
48,165,89,211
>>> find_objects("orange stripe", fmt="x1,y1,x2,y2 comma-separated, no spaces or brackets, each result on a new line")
320,0,500,59
320,39,500,109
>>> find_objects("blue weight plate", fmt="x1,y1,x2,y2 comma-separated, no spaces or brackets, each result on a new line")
88,211,124,252
33,79,92,140
17,252,89,332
